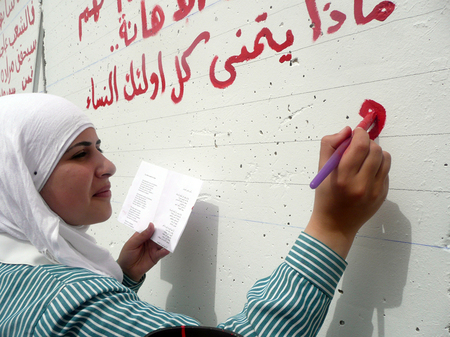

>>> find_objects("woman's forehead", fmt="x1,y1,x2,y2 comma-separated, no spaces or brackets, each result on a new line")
71,128,99,144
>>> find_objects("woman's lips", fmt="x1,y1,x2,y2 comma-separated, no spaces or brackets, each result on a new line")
93,185,111,198
94,190,111,198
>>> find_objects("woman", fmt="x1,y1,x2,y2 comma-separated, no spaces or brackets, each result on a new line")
0,93,390,336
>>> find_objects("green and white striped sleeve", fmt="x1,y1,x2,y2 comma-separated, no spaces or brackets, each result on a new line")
218,232,347,337
33,273,200,337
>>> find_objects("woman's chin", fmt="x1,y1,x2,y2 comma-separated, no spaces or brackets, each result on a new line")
67,207,113,226
95,208,113,224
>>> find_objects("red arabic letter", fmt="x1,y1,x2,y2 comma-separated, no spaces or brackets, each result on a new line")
172,56,184,103
79,0,104,41
78,0,104,41
93,0,103,21
124,59,136,101
354,0,395,25
119,15,138,47
279,54,292,63
173,0,195,21
198,0,205,11
305,0,322,41
260,28,294,52
87,77,99,110
359,99,386,140
113,66,119,102
124,53,149,101
149,72,159,100
210,28,293,89
255,12,267,23
171,31,210,103
0,12,5,30
210,39,263,89
5,0,14,18
90,70,115,109
0,35,9,59
106,70,115,105
28,5,36,25
141,2,165,38
158,51,165,93
327,10,346,34
209,55,236,89
22,69,33,91
135,53,149,95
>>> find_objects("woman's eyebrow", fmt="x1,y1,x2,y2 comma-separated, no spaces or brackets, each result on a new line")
65,139,101,153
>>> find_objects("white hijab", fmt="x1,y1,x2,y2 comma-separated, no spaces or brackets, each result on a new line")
0,93,123,282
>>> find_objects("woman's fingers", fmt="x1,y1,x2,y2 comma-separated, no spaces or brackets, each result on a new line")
318,126,352,170
338,128,371,177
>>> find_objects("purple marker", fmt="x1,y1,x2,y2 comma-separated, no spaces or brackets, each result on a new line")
309,138,352,189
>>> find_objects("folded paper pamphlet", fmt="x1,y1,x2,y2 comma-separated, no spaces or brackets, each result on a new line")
118,161,203,252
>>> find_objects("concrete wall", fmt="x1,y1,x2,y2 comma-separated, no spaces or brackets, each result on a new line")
3,0,450,335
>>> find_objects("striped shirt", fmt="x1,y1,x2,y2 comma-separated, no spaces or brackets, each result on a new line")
0,232,346,337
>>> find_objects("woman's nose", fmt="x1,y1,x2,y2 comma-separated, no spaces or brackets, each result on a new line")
96,154,116,178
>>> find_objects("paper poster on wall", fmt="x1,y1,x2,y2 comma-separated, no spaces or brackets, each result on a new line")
0,0,41,96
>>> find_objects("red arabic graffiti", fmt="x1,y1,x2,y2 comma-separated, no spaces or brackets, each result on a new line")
255,13,268,23
142,3,165,38
1,3,37,60
1,56,15,85
305,0,395,41
22,66,33,91
79,0,198,48
210,27,294,89
78,0,396,48
173,0,206,21
79,0,104,41
172,31,210,103
87,50,167,110
4,0,16,20
0,0,29,32
0,11,5,31
88,67,113,109
119,13,138,47
354,0,395,24
117,2,166,47
1,39,37,85
0,87,16,96
359,99,386,140
87,16,293,109
83,0,396,109
0,0,38,95
3,4,36,48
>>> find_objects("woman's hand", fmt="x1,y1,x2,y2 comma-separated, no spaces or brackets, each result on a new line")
117,223,170,282
305,127,391,259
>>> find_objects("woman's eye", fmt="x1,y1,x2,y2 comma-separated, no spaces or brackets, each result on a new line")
72,151,87,159
70,145,102,159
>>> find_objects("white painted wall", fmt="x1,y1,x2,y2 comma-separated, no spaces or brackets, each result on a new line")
8,0,450,335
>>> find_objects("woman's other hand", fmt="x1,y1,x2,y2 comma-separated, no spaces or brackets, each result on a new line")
117,223,170,282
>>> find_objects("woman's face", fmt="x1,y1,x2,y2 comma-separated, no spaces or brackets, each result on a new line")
40,127,116,226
